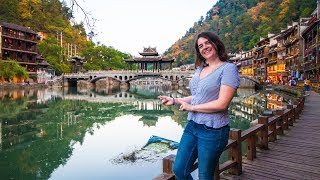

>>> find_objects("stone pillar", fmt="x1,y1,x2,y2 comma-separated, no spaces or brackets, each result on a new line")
63,79,70,87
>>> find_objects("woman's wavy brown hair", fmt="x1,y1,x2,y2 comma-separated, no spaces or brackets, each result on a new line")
194,32,228,67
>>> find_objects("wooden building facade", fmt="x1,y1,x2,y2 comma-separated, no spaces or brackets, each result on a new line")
0,21,48,75
302,16,320,80
230,11,320,84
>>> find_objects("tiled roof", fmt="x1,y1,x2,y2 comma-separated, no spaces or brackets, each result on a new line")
0,20,37,34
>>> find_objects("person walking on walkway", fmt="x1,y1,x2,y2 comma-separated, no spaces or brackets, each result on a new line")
304,78,310,96
158,32,240,180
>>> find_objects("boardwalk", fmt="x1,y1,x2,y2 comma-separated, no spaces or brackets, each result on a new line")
226,91,320,179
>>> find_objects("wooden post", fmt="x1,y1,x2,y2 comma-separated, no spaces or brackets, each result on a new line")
228,129,242,175
283,110,289,130
275,109,284,135
287,105,294,126
163,154,175,174
246,134,256,160
298,96,305,110
268,114,277,142
293,101,299,121
258,116,269,149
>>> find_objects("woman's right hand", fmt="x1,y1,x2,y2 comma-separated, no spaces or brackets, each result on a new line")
158,95,174,106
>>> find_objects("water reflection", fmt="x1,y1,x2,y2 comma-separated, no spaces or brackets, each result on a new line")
0,86,297,179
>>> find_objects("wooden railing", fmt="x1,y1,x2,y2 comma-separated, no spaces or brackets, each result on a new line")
154,89,305,180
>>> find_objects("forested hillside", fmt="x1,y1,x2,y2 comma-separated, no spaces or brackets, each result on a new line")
164,0,317,67
0,0,88,54
0,0,131,74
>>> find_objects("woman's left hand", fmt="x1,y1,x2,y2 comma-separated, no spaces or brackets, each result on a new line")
179,101,194,112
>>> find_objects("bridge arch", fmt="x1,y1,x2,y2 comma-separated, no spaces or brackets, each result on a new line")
90,75,123,83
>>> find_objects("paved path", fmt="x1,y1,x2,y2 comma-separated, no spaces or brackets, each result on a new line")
226,91,320,179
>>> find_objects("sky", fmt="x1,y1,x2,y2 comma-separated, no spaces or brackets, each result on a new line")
71,0,217,56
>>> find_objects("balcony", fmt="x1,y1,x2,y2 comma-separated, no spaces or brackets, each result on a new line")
2,32,37,43
2,45,37,54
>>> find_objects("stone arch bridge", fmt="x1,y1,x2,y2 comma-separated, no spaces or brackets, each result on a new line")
63,70,262,88
63,70,193,86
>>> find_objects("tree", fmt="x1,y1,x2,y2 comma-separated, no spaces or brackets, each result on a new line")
38,36,71,74
0,60,28,81
80,42,131,71
13,62,29,79
0,61,15,81
0,0,20,23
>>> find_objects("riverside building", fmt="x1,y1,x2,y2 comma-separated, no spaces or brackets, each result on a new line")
0,21,49,82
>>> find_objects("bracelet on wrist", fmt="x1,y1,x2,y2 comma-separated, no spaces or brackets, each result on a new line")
172,97,175,105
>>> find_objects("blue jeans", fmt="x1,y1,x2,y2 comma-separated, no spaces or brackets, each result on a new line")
173,120,230,180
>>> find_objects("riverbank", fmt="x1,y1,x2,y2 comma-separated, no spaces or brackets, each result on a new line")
0,82,48,90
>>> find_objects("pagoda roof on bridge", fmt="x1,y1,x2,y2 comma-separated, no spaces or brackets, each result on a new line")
68,55,85,64
125,56,174,63
126,47,174,63
139,47,159,56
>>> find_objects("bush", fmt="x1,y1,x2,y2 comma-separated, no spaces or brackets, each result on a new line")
0,59,29,81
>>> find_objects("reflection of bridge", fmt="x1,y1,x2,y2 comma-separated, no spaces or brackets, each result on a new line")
63,70,193,84
61,91,160,104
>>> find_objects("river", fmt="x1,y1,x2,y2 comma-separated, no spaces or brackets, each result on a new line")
0,85,296,179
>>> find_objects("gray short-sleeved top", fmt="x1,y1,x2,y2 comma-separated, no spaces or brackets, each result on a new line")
188,62,240,128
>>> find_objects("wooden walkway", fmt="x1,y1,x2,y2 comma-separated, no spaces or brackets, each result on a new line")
226,91,320,179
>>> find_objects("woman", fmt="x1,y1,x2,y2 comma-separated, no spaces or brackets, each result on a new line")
158,32,240,180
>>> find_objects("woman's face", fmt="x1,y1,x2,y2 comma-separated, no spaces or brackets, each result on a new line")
197,37,217,61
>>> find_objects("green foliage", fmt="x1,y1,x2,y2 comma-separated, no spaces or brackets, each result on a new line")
0,98,28,119
0,0,20,23
13,63,29,79
0,60,29,81
80,42,132,71
38,36,71,74
165,0,317,65
0,60,15,81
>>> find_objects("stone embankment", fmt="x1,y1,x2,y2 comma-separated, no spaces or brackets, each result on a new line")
0,83,48,90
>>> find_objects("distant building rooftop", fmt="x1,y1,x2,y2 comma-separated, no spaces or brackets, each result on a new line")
0,20,37,34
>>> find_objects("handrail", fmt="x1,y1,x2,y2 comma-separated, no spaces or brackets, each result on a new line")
154,87,305,180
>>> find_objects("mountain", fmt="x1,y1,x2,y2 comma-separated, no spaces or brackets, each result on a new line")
164,0,317,67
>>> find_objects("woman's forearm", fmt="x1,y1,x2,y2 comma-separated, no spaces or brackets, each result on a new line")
191,86,236,113
178,85,237,113
192,99,228,113
175,96,192,105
